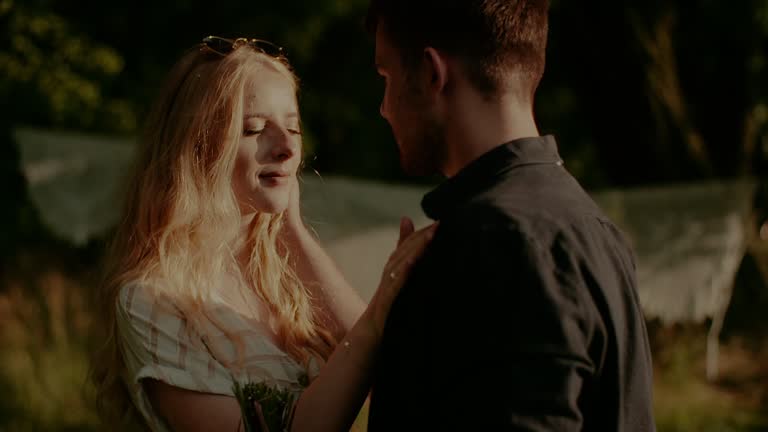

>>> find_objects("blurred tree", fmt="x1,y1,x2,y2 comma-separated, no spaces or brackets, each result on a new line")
0,0,130,265
0,0,132,131
1,0,767,193
636,0,768,179
538,0,767,186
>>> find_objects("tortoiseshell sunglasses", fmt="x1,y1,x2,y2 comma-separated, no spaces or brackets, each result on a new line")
201,35,285,58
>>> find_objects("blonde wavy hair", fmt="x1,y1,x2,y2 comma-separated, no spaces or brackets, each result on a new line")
90,41,335,427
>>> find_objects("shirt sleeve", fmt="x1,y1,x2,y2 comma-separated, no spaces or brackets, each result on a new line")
115,283,235,427
428,222,598,431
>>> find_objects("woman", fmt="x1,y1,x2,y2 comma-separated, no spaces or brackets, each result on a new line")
90,36,437,432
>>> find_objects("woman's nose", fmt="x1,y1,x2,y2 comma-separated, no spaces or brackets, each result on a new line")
271,129,296,161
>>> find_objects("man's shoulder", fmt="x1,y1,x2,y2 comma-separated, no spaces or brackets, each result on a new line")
433,204,555,267
439,187,630,261
442,195,565,244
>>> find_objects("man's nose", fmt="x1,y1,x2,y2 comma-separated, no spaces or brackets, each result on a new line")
379,97,388,120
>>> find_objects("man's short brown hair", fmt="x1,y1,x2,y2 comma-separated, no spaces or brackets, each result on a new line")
367,0,549,101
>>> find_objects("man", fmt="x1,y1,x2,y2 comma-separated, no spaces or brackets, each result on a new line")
366,1,656,430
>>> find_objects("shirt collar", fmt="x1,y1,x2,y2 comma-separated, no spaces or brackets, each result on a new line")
421,135,563,220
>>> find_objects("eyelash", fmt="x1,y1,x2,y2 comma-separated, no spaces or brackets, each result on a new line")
243,129,263,137
243,128,302,137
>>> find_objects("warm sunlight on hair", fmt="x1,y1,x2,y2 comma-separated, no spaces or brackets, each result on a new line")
90,45,334,426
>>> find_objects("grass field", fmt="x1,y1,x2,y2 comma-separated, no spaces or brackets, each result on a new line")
1,243,767,431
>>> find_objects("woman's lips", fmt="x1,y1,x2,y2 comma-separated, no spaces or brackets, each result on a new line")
258,170,291,185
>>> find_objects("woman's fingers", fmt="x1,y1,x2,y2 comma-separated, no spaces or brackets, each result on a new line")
383,222,438,282
284,177,302,226
367,222,439,335
397,217,415,247
388,222,438,269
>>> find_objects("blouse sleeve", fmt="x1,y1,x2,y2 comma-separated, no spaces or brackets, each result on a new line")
115,283,235,429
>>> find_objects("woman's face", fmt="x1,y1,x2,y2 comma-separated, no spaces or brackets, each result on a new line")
232,66,302,215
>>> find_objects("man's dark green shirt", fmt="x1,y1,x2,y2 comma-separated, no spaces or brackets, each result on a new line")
368,136,655,431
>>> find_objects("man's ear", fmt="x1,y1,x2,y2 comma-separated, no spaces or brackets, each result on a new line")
423,47,448,95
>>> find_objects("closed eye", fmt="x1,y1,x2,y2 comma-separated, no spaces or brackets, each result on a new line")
243,129,263,137
287,128,302,136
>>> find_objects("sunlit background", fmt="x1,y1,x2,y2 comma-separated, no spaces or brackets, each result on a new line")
1,0,768,430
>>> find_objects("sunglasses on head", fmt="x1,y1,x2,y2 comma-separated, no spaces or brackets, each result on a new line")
202,35,285,58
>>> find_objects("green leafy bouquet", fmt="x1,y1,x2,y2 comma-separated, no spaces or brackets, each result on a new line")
232,374,308,432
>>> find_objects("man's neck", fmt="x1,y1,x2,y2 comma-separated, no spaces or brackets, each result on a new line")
441,92,539,178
